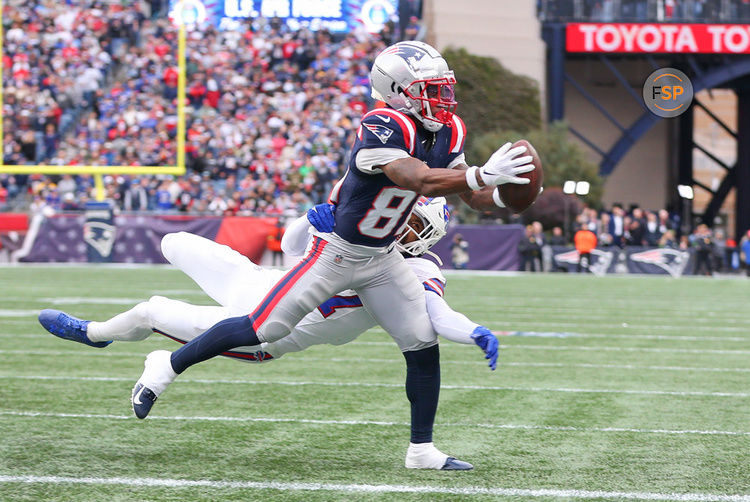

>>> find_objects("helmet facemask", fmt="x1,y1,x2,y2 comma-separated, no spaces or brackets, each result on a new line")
395,197,450,263
402,74,457,132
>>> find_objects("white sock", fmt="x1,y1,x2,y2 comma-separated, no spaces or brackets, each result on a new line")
405,442,449,469
87,302,152,342
140,350,178,396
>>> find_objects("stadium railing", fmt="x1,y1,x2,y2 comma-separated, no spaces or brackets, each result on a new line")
538,0,750,23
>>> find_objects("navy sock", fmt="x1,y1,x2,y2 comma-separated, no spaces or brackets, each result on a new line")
403,344,440,444
170,315,259,374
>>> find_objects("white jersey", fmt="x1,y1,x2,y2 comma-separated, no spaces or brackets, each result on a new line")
261,257,447,358
150,230,476,363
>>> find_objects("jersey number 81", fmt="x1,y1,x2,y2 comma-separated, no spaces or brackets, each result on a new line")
358,187,418,238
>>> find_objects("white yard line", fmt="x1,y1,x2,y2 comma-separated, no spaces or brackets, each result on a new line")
500,361,750,373
0,310,45,317
0,474,749,501
502,344,750,355
493,332,750,342
2,374,749,398
363,328,750,341
510,333,750,342
6,331,750,350
457,308,750,323
1,410,750,437
484,321,749,332
8,331,750,343
353,341,750,355
479,311,750,323
38,297,145,305
2,350,750,374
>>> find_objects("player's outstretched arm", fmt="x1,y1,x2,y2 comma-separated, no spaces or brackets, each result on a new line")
380,157,477,196
423,291,498,370
454,170,503,211
381,143,532,199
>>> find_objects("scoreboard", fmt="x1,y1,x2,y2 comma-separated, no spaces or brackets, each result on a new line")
169,0,398,32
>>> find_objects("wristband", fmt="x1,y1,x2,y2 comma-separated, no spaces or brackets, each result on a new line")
465,166,482,191
492,187,506,208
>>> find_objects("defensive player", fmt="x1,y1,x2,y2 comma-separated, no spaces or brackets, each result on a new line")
40,199,498,469
129,41,533,468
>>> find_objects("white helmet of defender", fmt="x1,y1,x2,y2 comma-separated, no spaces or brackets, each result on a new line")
370,41,457,132
396,196,450,263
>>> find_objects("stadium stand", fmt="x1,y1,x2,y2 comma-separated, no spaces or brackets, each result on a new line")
2,3,386,216
538,0,750,22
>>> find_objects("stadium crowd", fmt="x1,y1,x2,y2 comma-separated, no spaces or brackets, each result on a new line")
1,1,416,217
513,203,744,274
3,1,145,165
2,1,745,275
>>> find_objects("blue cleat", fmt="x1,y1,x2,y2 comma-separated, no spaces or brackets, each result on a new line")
38,309,111,348
131,383,158,419
441,457,474,470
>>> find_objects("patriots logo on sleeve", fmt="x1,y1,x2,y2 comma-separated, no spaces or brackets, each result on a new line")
363,122,394,144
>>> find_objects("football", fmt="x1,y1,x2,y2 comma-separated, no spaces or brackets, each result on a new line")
498,139,544,213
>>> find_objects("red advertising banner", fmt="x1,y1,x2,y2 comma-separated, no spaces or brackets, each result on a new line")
567,23,750,54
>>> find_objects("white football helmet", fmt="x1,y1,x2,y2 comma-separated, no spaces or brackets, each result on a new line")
396,196,450,263
370,41,457,132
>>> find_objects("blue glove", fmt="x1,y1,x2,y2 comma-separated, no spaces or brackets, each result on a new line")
471,326,498,371
307,203,336,233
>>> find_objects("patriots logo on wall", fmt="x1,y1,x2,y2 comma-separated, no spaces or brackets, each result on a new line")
363,122,394,144
553,249,614,276
83,221,116,258
630,248,690,277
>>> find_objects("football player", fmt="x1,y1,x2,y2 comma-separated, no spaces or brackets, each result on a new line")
40,198,498,469
127,41,533,469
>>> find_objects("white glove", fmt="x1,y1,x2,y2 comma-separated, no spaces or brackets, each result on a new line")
465,143,534,190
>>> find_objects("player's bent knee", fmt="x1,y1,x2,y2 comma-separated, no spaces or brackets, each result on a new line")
160,232,181,261
160,231,196,262
145,295,178,323
146,295,169,306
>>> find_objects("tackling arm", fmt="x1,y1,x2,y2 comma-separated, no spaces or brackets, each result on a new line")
424,291,498,370
280,204,336,256
424,290,478,343
280,214,313,256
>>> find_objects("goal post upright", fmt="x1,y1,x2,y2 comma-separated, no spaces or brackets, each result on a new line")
0,3,188,198
1,0,5,156
176,22,186,171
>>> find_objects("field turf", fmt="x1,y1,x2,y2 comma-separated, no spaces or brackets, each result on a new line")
1,266,749,501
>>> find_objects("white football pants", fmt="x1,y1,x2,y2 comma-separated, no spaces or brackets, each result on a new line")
87,232,285,347
247,232,434,348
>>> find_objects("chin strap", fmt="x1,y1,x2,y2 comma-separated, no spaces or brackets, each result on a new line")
424,250,443,266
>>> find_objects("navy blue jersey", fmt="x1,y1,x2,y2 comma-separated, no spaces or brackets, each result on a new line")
329,108,467,247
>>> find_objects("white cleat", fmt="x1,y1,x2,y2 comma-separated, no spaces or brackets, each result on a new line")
405,442,473,470
131,350,177,419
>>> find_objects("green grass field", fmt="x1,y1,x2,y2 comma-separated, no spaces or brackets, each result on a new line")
1,266,749,501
